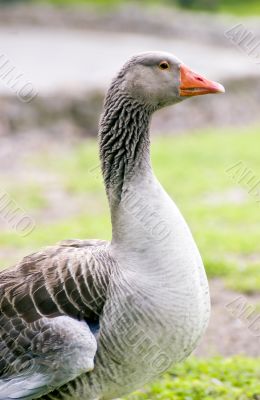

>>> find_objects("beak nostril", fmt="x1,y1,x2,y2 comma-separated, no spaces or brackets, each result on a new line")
196,77,204,82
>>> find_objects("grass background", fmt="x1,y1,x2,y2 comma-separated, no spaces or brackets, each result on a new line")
125,357,260,400
1,126,259,294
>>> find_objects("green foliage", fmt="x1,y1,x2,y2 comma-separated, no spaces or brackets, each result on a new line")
124,356,260,399
175,0,260,14
3,0,256,15
176,0,218,11
28,0,260,15
218,0,260,16
31,0,129,9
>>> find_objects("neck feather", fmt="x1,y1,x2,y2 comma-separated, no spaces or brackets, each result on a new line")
99,87,153,207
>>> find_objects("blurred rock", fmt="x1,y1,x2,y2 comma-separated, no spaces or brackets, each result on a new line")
0,90,104,137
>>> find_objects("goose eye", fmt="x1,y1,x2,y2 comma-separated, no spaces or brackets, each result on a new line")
159,61,170,71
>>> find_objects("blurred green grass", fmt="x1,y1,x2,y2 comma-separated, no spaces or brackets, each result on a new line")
0,126,259,293
32,0,260,15
218,0,260,16
124,356,260,400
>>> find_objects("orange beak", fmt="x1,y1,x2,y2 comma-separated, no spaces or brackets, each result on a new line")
179,64,225,97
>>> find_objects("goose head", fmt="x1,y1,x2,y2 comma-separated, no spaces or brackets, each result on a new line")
117,51,225,109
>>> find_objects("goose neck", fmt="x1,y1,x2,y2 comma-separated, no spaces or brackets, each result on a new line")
99,91,153,209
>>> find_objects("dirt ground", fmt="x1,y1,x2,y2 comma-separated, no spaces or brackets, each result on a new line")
196,279,260,358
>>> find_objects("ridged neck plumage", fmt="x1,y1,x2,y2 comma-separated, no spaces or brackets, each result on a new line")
99,76,154,211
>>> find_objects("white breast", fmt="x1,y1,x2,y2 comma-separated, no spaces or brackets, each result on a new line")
99,172,211,397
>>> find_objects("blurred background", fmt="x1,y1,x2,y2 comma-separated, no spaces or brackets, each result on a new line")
0,0,259,398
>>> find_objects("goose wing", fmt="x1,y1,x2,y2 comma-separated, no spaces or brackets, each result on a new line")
0,239,114,399
0,316,97,400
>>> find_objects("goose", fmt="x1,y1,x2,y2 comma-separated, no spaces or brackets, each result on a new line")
0,51,225,400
